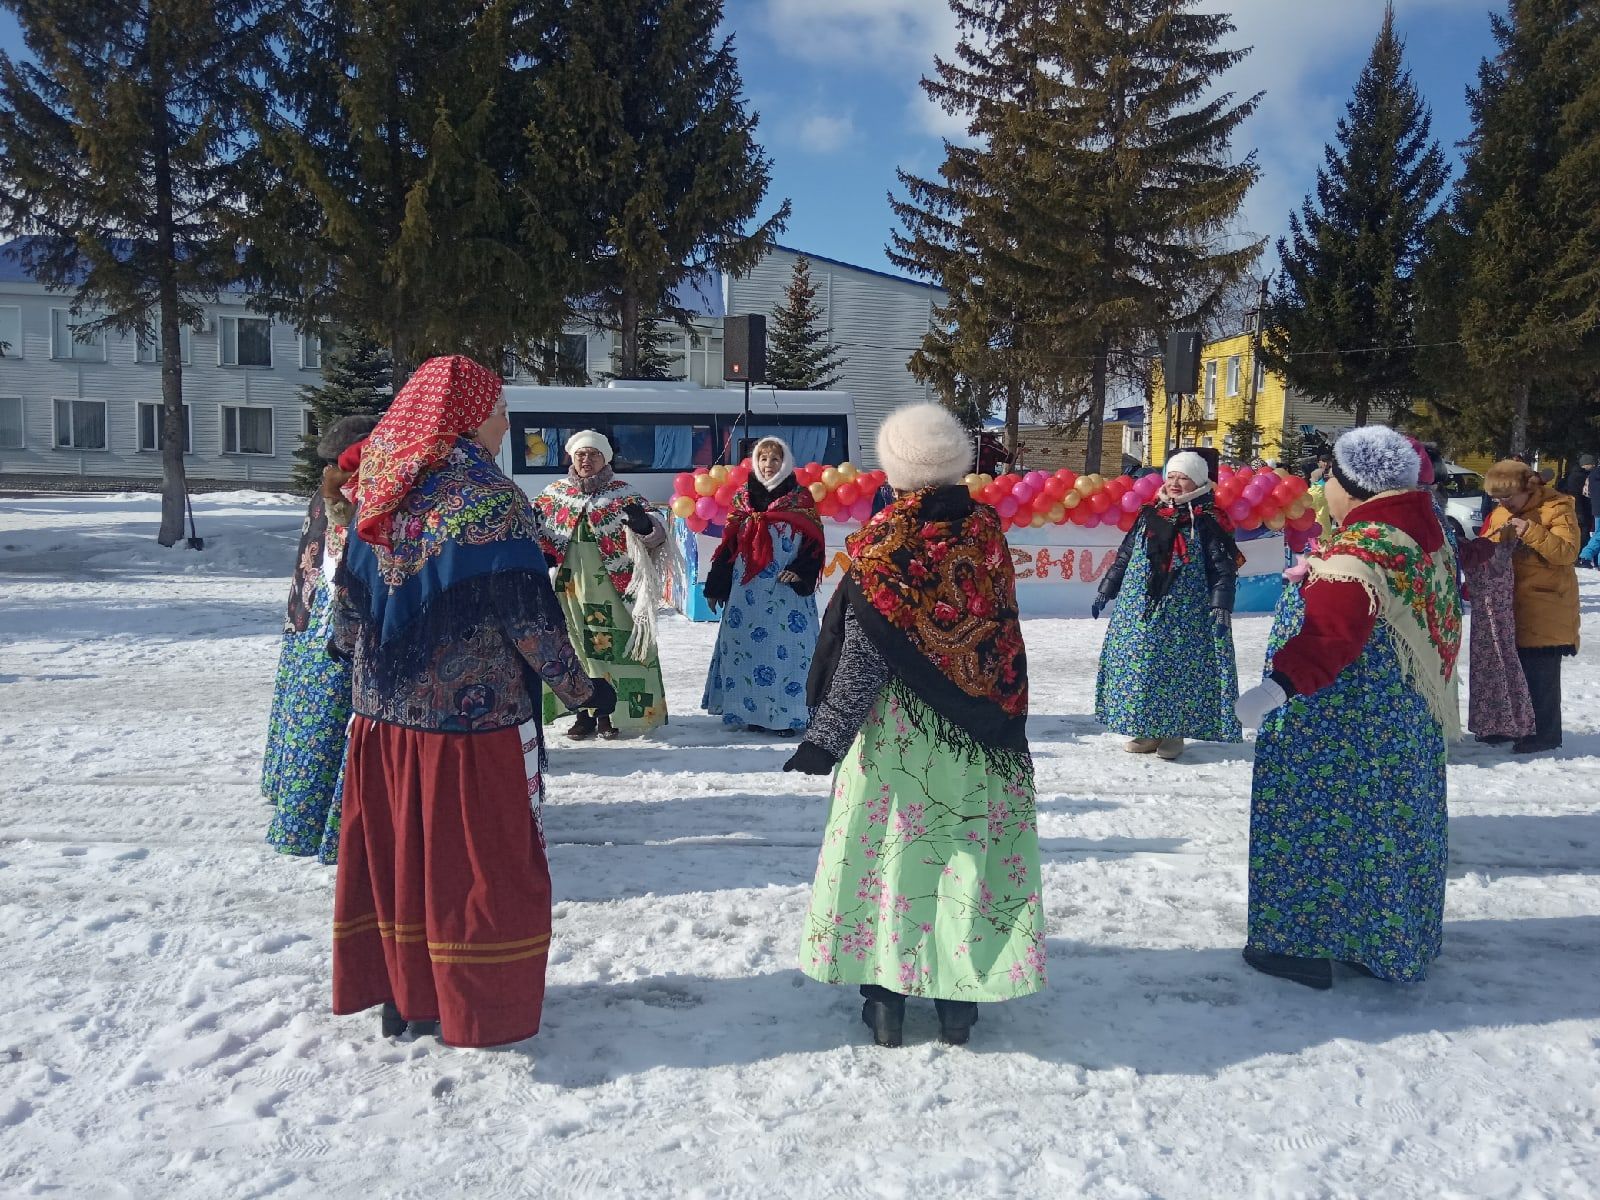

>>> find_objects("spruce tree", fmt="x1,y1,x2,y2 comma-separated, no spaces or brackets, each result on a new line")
1261,5,1447,428
614,313,682,382
765,257,845,390
520,0,789,378
242,0,573,388
1416,1,1599,456
891,0,1262,469
0,0,269,546
291,332,393,491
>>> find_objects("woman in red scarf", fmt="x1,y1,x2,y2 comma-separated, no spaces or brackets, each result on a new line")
701,437,825,734
329,355,613,1047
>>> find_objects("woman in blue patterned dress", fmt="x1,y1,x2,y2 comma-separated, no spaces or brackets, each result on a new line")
1092,447,1242,760
263,414,379,863
1235,426,1462,989
702,437,825,734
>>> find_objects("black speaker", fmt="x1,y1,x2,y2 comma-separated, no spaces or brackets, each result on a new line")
1163,331,1201,396
724,314,766,383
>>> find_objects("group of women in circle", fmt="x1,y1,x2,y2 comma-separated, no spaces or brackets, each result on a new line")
259,354,1579,1051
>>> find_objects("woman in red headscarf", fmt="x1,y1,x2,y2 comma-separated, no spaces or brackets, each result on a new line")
328,355,614,1048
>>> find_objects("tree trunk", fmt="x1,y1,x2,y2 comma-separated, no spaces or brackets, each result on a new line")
1085,341,1107,473
1004,378,1021,461
1509,378,1531,457
151,86,188,549
619,289,640,378
1354,395,1371,427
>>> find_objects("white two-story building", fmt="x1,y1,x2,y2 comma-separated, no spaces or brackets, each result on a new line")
0,240,946,484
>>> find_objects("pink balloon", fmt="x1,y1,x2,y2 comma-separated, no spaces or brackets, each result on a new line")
1013,483,1036,505
1138,474,1162,496
850,497,873,523
695,496,718,520
998,496,1019,519
831,509,852,524
1228,500,1252,522
1082,511,1101,527
1025,470,1048,488
1120,492,1141,512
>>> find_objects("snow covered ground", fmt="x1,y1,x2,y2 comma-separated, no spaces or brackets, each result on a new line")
1,492,1597,1199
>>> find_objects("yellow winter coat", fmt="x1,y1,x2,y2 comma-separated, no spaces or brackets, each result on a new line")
1481,483,1581,650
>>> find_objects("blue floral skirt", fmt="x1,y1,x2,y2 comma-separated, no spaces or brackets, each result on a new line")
263,618,351,864
1094,533,1241,742
1247,587,1447,981
701,527,818,732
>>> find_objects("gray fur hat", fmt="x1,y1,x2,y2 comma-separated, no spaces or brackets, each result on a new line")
317,413,381,462
1330,425,1421,500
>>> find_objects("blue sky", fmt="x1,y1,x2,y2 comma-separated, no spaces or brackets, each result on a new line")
2,1,1501,280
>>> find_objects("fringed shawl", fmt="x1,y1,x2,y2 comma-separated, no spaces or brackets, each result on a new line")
338,437,565,705
1305,491,1464,737
809,485,1030,772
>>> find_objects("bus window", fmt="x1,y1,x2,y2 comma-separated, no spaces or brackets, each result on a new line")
509,413,719,474
720,419,846,465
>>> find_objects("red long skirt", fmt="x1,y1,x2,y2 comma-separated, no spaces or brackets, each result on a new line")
332,715,551,1048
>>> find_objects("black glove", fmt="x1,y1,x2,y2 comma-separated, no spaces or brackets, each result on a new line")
622,502,655,535
1090,596,1107,619
783,741,838,776
581,677,617,716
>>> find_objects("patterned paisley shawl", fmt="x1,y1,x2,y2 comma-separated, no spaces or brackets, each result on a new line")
339,437,566,704
809,484,1030,769
1305,490,1464,737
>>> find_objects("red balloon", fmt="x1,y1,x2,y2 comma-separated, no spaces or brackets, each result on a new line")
1090,492,1113,513
835,482,859,506
1117,510,1138,532
673,472,696,496
714,484,735,505
980,483,1003,506
1235,467,1255,483
1055,469,1078,490
1239,513,1262,531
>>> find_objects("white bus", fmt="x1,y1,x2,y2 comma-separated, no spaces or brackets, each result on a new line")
496,380,861,503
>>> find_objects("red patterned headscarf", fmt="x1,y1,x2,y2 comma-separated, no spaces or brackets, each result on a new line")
355,355,503,547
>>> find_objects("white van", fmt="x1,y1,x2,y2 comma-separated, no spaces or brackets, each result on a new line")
497,380,861,503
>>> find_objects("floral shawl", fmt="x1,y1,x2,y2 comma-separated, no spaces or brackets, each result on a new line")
284,492,331,634
532,469,652,597
338,437,563,706
711,474,825,589
808,485,1029,769
1305,491,1464,736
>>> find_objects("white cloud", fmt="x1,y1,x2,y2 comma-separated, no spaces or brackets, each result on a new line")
797,111,857,153
761,0,955,69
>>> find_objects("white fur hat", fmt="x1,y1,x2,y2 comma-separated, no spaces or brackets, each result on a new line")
565,429,614,463
1331,425,1419,498
876,403,973,491
1165,450,1210,485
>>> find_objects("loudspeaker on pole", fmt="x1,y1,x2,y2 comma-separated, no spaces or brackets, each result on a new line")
724,314,767,383
1163,331,1201,397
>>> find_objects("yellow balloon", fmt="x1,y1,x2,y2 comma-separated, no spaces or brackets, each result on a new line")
964,473,982,488
837,462,858,480
670,496,696,519
820,467,841,488
1049,504,1066,523
809,481,828,501
1266,513,1287,532
978,473,994,488
1062,492,1081,509
1029,512,1046,528
1287,498,1309,519
694,474,716,496
968,479,986,497
709,464,729,484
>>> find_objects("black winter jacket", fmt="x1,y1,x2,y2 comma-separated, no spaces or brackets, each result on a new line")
1096,506,1239,614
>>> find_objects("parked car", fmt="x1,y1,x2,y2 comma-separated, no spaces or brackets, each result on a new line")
1438,463,1489,543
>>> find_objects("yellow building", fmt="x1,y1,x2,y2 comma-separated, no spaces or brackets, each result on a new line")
1148,330,1360,466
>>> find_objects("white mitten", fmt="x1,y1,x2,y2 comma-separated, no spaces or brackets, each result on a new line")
1235,678,1288,728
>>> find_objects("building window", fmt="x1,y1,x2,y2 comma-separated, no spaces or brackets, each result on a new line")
1254,358,1266,392
53,398,108,450
50,310,106,362
0,396,22,448
303,408,319,440
685,328,725,387
0,307,20,358
1201,435,1214,448
219,316,272,367
300,334,322,370
1226,355,1241,396
222,405,274,455
137,402,192,453
1203,361,1217,418
137,326,193,364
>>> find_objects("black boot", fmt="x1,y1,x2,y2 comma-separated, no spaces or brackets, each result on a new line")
1242,946,1332,990
568,711,597,741
934,999,979,1046
380,1001,406,1038
407,1018,441,1038
858,985,904,1048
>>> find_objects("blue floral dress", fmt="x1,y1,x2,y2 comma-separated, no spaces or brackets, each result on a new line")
1247,587,1447,981
263,573,351,864
1094,531,1242,742
702,523,819,731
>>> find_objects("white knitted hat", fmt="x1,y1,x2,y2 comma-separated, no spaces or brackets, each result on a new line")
1331,425,1419,498
565,429,614,463
876,403,973,491
1165,450,1210,485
